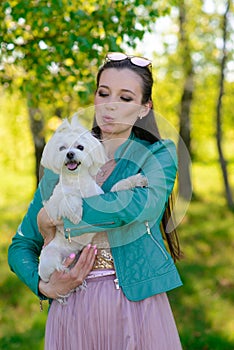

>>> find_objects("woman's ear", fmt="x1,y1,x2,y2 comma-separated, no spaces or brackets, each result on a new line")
139,101,152,119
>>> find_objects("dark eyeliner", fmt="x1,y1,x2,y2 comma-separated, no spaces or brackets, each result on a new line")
98,90,109,97
121,96,133,102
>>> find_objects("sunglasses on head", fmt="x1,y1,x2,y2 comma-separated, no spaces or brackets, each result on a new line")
105,52,152,68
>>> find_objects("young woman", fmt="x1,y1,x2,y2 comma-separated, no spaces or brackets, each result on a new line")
8,53,183,349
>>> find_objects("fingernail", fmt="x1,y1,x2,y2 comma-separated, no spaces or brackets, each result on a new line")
69,253,76,259
87,244,91,249
93,245,97,250
95,249,98,255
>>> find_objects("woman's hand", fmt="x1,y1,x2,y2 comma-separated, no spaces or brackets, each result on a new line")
38,245,97,299
37,207,61,246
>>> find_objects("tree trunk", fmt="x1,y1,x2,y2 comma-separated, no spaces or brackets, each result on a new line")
216,0,234,209
27,95,46,185
178,0,193,201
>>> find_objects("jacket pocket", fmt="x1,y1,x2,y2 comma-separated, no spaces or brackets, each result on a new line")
145,221,169,260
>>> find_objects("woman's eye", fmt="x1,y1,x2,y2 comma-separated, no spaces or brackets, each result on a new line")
59,146,66,151
98,91,109,97
121,96,133,102
77,145,84,151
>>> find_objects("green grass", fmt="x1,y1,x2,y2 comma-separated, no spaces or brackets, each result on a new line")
170,162,234,349
1,161,234,349
0,167,47,350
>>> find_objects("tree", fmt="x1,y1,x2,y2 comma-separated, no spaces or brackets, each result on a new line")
0,0,170,183
177,0,194,200
152,0,234,205
215,0,234,209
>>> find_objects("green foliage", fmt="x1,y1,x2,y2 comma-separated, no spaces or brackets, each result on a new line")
155,69,234,165
0,90,35,174
0,0,168,110
152,0,234,164
171,162,234,349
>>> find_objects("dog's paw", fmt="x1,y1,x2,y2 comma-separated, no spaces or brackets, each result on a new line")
111,174,148,192
68,209,82,224
43,201,59,223
131,174,148,188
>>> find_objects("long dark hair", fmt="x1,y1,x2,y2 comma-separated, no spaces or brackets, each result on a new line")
92,58,182,261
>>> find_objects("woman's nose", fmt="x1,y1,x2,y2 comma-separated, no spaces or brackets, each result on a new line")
105,102,117,111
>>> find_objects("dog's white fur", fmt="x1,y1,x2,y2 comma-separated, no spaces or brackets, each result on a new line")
38,116,147,284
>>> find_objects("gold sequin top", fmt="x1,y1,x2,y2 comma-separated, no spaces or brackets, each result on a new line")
91,159,117,270
91,232,114,270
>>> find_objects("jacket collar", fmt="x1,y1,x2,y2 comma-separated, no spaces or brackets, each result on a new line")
114,132,139,161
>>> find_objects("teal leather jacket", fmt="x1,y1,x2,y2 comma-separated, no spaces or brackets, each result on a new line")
8,133,182,301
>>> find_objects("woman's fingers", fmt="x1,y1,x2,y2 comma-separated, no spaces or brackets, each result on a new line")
70,245,97,280
77,244,97,268
62,253,77,268
40,245,98,299
63,245,97,279
61,245,97,290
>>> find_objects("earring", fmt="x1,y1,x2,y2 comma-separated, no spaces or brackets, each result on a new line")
138,115,143,120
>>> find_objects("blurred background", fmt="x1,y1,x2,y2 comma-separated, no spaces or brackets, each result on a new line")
0,0,234,349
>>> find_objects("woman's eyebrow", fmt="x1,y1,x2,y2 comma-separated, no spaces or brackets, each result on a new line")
98,85,136,96
98,84,110,89
121,89,136,96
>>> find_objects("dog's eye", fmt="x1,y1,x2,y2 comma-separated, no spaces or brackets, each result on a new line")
59,146,66,151
77,145,84,151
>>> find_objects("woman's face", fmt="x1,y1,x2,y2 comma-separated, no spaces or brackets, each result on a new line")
95,68,148,139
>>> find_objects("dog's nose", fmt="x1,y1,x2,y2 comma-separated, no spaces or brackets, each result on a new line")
66,151,75,160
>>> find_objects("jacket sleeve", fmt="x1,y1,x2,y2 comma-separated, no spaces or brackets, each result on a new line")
64,139,177,238
8,169,58,298
8,188,45,297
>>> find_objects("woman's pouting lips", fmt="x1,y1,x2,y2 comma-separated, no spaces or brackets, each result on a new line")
102,116,115,123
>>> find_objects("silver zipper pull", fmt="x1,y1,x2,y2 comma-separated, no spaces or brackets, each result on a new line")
145,221,151,235
114,278,120,290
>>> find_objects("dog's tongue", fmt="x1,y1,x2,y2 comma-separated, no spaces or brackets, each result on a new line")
67,162,78,171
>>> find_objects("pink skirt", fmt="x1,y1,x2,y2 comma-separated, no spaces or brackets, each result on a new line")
45,275,182,350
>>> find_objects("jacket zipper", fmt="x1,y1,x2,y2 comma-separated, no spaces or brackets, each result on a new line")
112,253,120,290
114,278,120,289
145,221,168,260
64,221,116,243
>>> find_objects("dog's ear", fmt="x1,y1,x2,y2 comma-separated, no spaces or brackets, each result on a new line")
41,126,69,174
40,119,72,174
41,141,53,172
41,135,61,174
88,139,107,177
55,119,71,134
70,114,88,133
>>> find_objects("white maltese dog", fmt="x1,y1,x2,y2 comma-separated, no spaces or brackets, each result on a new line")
38,116,147,287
